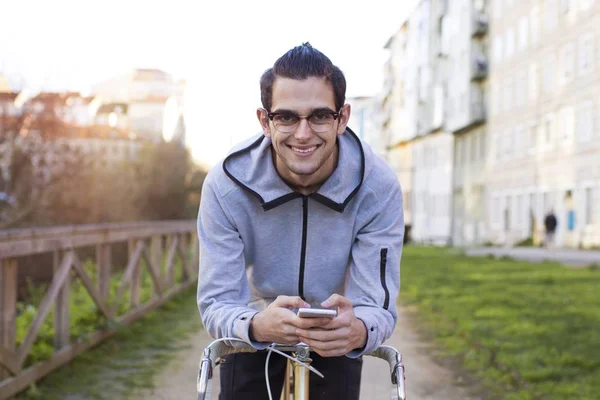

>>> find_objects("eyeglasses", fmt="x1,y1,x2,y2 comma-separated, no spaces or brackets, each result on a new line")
266,108,340,133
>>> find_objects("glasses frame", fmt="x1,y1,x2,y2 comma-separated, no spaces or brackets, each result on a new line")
265,108,341,133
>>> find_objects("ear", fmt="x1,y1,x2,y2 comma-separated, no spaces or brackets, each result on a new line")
257,108,272,138
336,104,351,135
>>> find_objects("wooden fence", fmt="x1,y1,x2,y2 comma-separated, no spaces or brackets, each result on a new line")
0,220,198,399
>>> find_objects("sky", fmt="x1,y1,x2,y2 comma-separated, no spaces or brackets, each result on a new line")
0,0,416,167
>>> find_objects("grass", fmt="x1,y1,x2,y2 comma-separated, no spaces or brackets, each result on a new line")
17,285,202,400
399,246,600,400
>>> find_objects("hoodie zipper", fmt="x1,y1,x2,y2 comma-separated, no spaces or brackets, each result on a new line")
298,196,308,300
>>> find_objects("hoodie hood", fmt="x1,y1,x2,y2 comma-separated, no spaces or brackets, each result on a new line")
222,128,365,212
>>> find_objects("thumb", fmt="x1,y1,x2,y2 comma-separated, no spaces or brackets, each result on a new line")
272,295,310,309
321,294,352,311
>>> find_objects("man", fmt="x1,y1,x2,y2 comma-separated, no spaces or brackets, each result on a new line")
197,43,404,399
544,210,558,248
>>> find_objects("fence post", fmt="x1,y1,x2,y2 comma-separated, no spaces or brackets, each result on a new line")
0,258,17,381
97,244,111,301
150,235,162,283
129,238,140,308
53,250,71,351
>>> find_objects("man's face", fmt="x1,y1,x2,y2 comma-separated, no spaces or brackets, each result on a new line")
257,77,350,188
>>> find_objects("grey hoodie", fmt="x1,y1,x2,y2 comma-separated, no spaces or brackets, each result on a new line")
197,128,404,357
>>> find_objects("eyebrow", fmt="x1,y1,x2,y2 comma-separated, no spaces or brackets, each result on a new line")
270,107,337,115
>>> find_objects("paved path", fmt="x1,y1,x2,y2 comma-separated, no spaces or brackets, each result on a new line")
466,246,600,267
137,307,478,400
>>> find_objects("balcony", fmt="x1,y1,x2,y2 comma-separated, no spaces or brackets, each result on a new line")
472,12,488,37
470,102,486,124
471,52,488,81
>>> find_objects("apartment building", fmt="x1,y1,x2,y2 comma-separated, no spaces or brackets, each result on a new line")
382,22,414,234
405,0,454,245
487,0,600,248
443,0,490,246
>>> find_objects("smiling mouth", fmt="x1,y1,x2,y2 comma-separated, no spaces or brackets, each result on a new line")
288,145,319,155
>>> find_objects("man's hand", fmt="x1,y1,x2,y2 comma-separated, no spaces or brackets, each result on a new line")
295,294,367,357
250,296,329,344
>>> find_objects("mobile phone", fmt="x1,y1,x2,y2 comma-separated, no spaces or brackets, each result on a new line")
297,308,337,318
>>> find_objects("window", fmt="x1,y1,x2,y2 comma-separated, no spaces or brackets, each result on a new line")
543,114,556,146
473,132,480,162
544,0,558,32
558,106,574,140
504,76,514,112
542,51,556,94
577,101,594,142
506,27,515,58
580,0,595,11
585,188,594,224
480,130,487,160
516,70,527,107
529,63,540,100
528,122,538,149
518,17,529,51
560,43,575,85
579,34,594,75
515,124,526,156
494,0,503,21
560,0,572,15
494,35,504,63
531,6,541,45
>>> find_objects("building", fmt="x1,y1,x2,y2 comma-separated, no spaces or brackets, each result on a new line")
444,0,490,246
382,22,415,240
397,0,454,245
347,96,383,156
91,69,186,144
487,0,600,248
0,73,11,92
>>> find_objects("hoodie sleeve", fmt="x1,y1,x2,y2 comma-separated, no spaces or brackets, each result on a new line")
196,172,268,350
345,181,404,358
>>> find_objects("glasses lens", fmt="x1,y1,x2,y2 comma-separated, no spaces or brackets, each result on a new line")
308,113,334,132
273,114,299,133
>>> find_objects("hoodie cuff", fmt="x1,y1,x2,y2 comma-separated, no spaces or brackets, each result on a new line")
346,310,378,358
232,310,270,350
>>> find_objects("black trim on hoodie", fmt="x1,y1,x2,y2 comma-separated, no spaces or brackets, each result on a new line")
298,196,309,299
222,128,366,213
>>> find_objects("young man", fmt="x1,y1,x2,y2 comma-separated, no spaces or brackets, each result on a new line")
197,43,404,399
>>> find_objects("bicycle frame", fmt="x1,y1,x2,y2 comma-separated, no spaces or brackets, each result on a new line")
197,339,407,400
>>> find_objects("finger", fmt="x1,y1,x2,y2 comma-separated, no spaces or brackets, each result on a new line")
296,327,347,342
272,295,310,309
298,338,348,355
321,294,352,311
291,316,332,329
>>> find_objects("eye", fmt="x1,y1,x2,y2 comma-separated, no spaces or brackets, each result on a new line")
274,114,299,124
310,112,333,123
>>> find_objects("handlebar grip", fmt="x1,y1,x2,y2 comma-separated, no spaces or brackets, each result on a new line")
206,341,258,364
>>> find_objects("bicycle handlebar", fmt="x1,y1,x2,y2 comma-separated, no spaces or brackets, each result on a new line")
198,339,407,400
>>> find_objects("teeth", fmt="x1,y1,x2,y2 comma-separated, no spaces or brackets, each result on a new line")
292,146,316,153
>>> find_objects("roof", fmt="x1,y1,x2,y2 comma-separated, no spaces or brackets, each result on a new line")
96,103,129,114
0,92,19,102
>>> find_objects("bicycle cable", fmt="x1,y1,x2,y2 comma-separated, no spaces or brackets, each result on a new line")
204,338,324,400
264,343,324,400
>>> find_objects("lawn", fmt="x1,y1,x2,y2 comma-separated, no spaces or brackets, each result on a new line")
399,246,600,400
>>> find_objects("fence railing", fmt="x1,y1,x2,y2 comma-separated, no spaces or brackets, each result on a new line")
0,220,198,399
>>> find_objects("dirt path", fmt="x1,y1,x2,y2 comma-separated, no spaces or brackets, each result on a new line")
138,307,479,399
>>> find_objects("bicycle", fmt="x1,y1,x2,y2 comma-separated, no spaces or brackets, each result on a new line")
197,338,407,400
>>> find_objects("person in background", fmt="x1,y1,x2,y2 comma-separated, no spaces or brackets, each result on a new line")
544,210,558,249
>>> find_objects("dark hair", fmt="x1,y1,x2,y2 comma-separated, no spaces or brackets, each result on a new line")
260,42,346,111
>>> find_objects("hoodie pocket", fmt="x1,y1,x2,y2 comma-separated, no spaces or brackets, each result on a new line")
380,248,390,310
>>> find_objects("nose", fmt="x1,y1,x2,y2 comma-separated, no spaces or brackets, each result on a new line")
294,118,313,141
